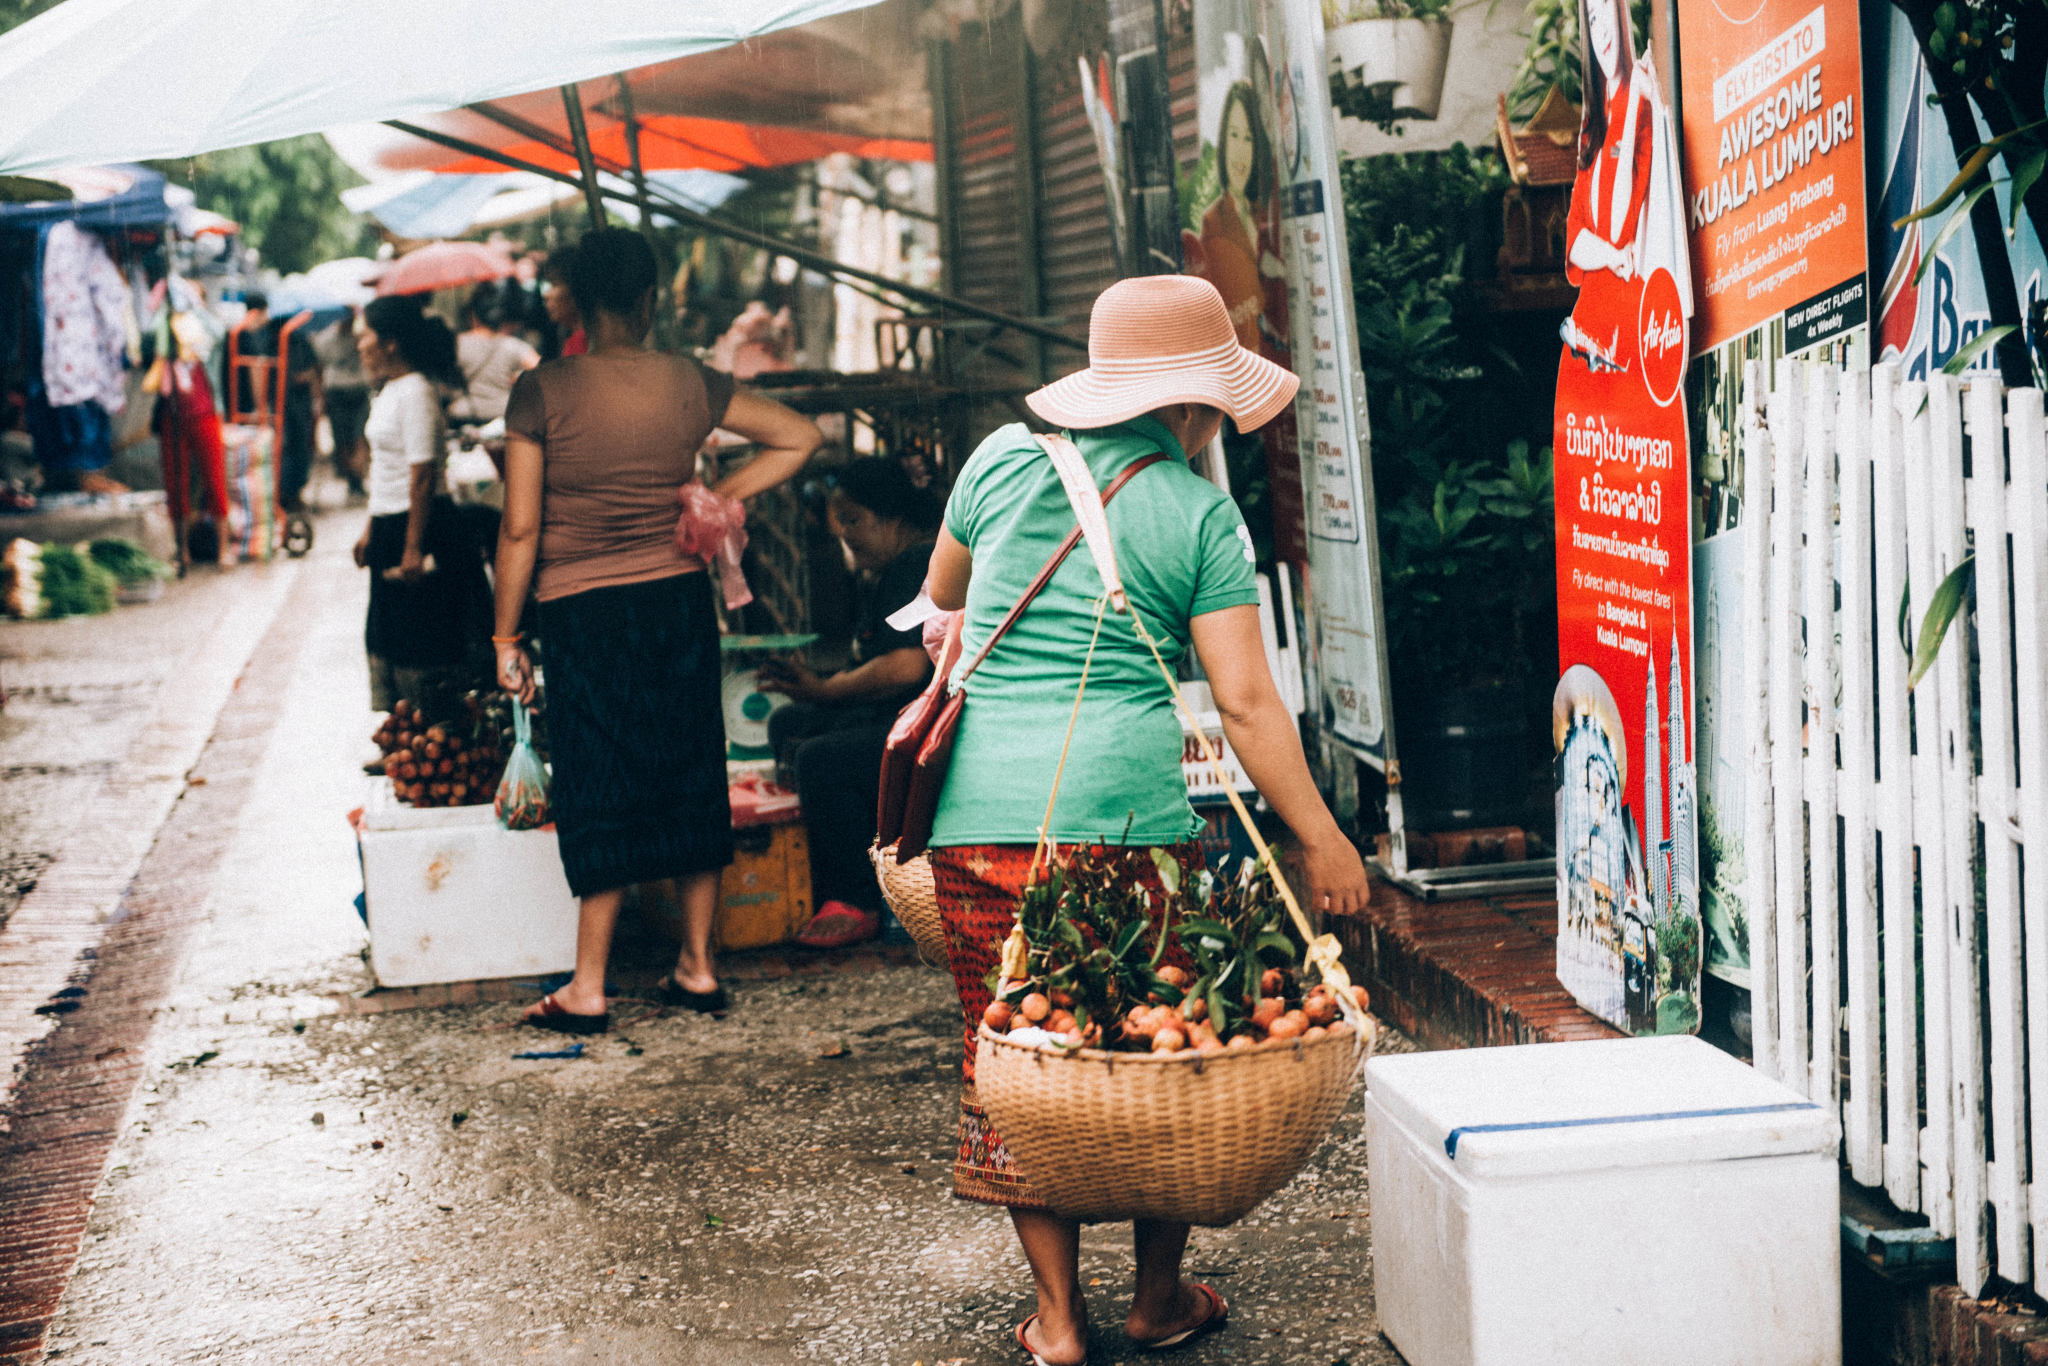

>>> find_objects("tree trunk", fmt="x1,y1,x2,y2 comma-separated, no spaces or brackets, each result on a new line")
1894,0,2035,389
1965,6,2048,292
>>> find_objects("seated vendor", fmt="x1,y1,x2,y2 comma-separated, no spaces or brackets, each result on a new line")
761,457,938,947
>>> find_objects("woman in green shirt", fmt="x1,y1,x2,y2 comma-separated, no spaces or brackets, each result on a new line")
924,276,1370,1364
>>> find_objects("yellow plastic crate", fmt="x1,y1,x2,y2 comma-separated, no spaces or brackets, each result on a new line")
638,821,813,952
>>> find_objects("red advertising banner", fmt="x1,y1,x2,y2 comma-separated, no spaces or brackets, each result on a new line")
1552,0,1700,1035
1677,0,1868,353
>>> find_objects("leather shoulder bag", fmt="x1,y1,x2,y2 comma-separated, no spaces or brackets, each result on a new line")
877,445,1169,859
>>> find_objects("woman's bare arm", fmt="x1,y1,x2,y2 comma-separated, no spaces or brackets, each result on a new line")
712,389,822,502
492,432,543,702
928,527,971,610
1189,604,1368,914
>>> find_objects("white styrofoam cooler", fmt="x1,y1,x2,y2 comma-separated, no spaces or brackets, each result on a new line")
1366,1035,1840,1366
359,780,580,988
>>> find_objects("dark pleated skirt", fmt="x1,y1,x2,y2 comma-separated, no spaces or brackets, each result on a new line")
538,571,733,898
364,500,490,669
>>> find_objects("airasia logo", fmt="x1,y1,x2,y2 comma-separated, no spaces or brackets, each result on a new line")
1642,308,1682,360
1637,267,1688,409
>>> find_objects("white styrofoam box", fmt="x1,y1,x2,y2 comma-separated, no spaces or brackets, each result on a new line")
359,780,580,988
1366,1035,1840,1366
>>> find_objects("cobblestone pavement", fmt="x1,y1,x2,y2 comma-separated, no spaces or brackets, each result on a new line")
7,506,1410,1366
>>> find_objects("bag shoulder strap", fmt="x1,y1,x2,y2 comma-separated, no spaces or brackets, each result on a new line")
954,447,1168,686
1037,432,1132,614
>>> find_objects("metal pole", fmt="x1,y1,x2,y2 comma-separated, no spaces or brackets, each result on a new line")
614,75,656,230
383,119,1085,351
613,74,676,346
558,84,607,225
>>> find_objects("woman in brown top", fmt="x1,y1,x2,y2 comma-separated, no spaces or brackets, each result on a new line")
493,229,822,1030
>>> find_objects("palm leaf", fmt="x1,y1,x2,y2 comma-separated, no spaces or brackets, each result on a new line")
1914,181,1999,288
1908,554,1974,692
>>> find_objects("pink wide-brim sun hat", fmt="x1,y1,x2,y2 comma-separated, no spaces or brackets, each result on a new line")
1026,275,1300,432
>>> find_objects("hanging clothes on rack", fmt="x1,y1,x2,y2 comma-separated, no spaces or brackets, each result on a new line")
31,220,134,482
41,221,132,411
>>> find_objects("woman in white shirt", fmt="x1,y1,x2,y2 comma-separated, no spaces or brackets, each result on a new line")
352,295,490,711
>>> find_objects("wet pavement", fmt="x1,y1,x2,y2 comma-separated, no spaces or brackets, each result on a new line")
7,503,1409,1366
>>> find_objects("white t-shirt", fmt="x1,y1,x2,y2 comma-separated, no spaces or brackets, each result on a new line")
363,372,442,516
451,331,539,422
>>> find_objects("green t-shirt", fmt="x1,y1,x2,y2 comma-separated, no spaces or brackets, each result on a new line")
930,417,1261,848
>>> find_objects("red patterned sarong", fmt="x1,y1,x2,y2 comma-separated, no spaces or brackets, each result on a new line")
930,841,1201,1210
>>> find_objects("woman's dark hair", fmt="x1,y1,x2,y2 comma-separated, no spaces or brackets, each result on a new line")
567,228,658,319
1219,81,1274,207
833,457,941,533
1576,0,1635,169
362,295,463,389
468,282,509,329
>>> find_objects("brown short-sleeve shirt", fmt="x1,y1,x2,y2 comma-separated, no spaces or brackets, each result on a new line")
506,353,736,602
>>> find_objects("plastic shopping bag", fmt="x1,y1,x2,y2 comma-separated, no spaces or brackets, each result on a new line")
673,481,752,610
494,698,551,830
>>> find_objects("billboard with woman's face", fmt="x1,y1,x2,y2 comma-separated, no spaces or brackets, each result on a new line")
1182,3,1307,565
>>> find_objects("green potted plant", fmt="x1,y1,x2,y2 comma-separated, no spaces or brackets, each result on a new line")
1342,147,1561,832
1326,0,1457,129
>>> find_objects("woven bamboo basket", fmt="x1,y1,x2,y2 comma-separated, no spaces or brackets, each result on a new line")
974,1020,1371,1225
870,841,949,969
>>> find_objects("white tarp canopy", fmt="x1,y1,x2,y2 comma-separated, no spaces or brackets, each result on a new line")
0,0,887,175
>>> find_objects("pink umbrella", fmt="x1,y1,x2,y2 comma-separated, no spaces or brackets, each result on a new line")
373,240,514,296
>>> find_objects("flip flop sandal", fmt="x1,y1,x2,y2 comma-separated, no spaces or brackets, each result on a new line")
655,976,729,1015
1135,1283,1228,1352
794,901,881,949
524,992,608,1035
1014,1313,1066,1366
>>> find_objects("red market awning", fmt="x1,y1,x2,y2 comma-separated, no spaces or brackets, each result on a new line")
423,115,929,176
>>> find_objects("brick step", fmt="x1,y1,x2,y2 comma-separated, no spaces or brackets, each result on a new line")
1327,869,1623,1051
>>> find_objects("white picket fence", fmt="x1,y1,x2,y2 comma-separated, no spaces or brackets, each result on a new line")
1743,357,2048,1295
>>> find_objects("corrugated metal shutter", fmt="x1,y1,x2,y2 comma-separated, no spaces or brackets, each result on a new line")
939,8,1032,385
1030,51,1116,380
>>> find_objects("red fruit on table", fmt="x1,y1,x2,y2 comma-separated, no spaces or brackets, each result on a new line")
984,1001,1014,1031
1152,1028,1187,1053
1020,993,1051,1024
1047,1011,1077,1036
1251,997,1284,1029
1157,965,1188,989
1260,968,1286,997
1267,1015,1305,1041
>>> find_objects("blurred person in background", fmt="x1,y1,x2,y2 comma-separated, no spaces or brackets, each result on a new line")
314,308,370,502
449,284,540,424
541,248,586,359
226,291,322,516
